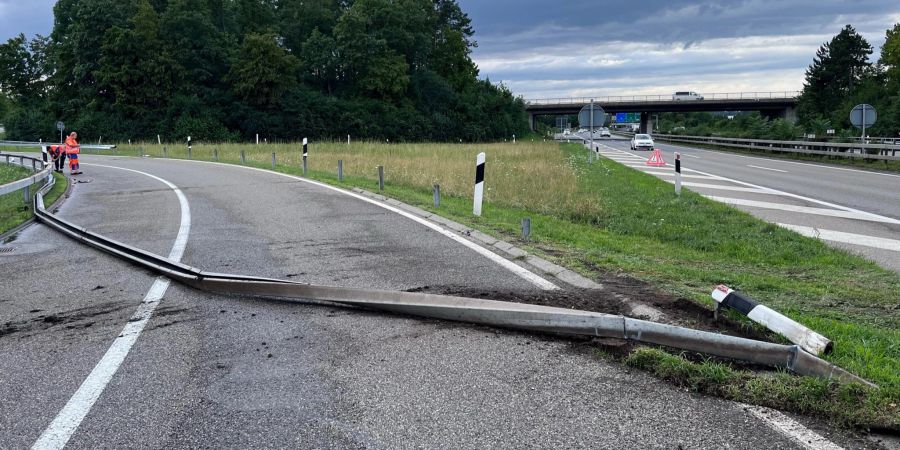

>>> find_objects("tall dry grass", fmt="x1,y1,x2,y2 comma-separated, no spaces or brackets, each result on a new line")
115,140,600,217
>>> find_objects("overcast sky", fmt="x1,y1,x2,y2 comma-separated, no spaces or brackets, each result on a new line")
2,0,899,100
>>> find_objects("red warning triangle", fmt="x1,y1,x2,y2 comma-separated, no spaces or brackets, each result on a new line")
646,148,666,167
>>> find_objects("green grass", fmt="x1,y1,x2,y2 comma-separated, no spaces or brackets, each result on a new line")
34,141,900,427
656,137,900,172
0,168,67,236
624,348,898,430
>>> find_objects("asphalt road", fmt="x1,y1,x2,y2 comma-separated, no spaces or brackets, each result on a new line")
577,134,900,273
0,154,868,448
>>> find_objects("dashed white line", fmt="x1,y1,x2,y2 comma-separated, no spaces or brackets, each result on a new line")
778,224,900,252
704,196,898,224
641,171,719,180
32,165,191,450
747,164,788,173
743,404,843,450
667,181,774,194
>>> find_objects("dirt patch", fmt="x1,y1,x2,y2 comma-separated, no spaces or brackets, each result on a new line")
0,301,128,339
415,269,777,344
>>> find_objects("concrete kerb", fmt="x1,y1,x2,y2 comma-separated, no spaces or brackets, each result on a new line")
349,186,603,291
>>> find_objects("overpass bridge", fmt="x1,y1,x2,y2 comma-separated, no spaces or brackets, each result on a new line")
525,91,800,132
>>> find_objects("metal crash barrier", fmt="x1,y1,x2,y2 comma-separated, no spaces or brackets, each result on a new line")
29,175,874,388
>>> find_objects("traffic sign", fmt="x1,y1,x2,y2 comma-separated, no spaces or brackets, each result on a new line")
56,121,65,131
849,104,876,129
578,104,605,129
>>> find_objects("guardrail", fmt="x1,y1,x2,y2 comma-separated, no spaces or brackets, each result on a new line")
27,165,873,386
0,154,52,208
0,140,117,151
652,134,900,161
526,91,801,106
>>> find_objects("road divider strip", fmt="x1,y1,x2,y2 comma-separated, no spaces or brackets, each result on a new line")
30,174,874,388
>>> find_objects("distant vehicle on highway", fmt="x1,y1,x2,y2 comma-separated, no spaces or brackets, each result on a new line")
630,134,654,150
673,91,704,101
599,128,611,137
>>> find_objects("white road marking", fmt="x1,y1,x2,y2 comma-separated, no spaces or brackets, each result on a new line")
32,165,191,450
743,404,843,450
599,143,900,226
681,154,701,159
125,158,559,290
705,196,899,224
639,171,718,180
747,164,788,173
667,181,773,194
778,224,900,252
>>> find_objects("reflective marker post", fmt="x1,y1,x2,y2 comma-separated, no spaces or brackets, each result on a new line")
302,138,308,176
473,152,485,216
674,152,682,196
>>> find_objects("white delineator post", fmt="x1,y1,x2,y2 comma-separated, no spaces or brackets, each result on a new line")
302,137,309,176
256,134,259,145
473,152,486,216
157,134,161,145
674,152,682,195
711,285,833,356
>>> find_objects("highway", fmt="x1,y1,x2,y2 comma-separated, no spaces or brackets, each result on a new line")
0,154,867,448
576,133,900,273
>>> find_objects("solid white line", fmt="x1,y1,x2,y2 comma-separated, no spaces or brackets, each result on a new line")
747,164,788,173
743,404,843,450
705,196,899,224
109,157,559,290
601,143,900,226
668,181,773,194
32,165,191,450
778,224,900,252
640,171,718,180
681,154,701,159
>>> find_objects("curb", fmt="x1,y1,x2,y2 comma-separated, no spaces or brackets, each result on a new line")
349,187,603,291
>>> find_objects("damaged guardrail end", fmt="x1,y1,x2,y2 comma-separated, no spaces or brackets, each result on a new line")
712,285,833,356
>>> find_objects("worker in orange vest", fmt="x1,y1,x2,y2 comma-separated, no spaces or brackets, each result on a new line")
65,131,82,175
48,144,66,172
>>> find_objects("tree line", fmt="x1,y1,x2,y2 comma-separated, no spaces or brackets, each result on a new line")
0,0,529,143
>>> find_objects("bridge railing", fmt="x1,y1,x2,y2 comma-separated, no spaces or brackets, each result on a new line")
525,91,801,105
652,134,900,161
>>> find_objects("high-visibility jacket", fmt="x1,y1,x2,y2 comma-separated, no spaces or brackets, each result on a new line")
48,145,64,158
65,136,80,154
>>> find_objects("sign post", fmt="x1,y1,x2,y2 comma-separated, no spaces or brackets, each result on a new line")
849,104,877,146
56,121,65,143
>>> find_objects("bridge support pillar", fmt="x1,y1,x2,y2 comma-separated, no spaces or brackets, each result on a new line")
528,112,536,131
782,106,798,124
639,112,653,134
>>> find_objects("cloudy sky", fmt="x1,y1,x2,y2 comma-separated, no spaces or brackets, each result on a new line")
2,1,899,100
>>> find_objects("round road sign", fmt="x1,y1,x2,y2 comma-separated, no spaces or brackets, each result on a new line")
849,104,876,129
56,121,65,132
578,104,606,129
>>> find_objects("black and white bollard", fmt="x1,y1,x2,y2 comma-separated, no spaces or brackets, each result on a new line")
674,152,682,196
378,166,385,190
41,145,48,164
433,184,440,208
711,285,833,355
187,136,192,159
338,160,344,182
473,152,485,216
302,138,308,176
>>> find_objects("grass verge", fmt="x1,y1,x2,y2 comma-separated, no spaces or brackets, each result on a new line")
0,169,67,236
63,141,900,428
655,138,900,172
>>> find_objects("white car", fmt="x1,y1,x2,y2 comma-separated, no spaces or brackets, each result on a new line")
599,128,611,137
673,91,704,100
630,134,654,150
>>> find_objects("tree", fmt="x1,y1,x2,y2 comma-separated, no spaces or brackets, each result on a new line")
798,25,873,127
227,32,298,108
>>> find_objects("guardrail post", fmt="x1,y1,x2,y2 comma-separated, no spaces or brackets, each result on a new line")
337,160,343,182
214,148,219,162
271,152,276,169
240,150,246,165
521,217,531,241
378,166,384,191
433,184,440,208
23,184,30,207
139,146,144,157
163,147,168,158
